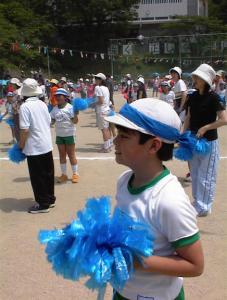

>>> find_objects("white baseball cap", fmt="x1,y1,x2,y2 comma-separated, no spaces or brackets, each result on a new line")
105,98,181,143
170,67,182,78
137,77,145,84
60,76,67,82
10,78,22,87
94,73,106,80
21,78,42,97
191,64,216,87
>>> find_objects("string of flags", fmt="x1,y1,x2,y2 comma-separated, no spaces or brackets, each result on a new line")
10,41,110,60
9,41,226,65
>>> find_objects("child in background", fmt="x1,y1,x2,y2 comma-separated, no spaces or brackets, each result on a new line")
94,72,111,153
105,98,204,300
159,81,175,108
0,92,16,143
50,88,79,183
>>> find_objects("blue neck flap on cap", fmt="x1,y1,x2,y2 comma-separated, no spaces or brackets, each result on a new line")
119,104,180,142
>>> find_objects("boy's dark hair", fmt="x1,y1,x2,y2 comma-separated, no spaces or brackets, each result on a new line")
116,125,174,161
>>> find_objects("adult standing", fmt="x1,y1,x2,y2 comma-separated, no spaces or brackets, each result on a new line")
10,78,22,142
183,64,227,217
19,78,55,213
170,67,187,115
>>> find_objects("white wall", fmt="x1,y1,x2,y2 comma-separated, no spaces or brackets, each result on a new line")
135,0,188,23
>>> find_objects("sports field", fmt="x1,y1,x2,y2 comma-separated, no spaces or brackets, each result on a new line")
0,93,226,300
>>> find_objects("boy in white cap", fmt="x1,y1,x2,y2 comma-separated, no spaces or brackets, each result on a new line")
19,78,55,213
183,64,227,217
105,98,204,300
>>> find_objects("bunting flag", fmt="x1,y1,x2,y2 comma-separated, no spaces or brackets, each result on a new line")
8,41,226,64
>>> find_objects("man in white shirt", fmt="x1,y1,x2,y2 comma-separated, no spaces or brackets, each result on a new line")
19,78,55,214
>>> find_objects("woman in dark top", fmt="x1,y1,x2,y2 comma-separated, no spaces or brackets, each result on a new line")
183,64,227,217
137,77,147,99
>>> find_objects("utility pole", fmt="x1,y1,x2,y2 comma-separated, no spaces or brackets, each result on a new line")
47,47,51,78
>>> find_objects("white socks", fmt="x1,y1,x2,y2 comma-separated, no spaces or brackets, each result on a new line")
71,164,78,174
104,140,109,150
60,163,67,175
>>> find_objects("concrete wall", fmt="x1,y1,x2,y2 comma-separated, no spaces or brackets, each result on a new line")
134,0,208,24
135,0,188,24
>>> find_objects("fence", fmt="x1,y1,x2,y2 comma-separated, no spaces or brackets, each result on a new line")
109,33,227,79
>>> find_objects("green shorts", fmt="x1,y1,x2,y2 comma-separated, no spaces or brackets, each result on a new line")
56,136,75,145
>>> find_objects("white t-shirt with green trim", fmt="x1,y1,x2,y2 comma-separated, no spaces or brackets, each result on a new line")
115,169,199,300
50,103,75,137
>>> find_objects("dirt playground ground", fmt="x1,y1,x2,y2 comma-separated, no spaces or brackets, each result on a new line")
0,92,227,300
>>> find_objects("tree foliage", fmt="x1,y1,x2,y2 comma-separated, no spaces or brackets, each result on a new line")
0,0,140,74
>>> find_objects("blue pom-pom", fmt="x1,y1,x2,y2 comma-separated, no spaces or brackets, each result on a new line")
8,143,26,164
86,97,96,107
73,98,88,112
38,196,154,299
73,97,97,112
194,138,211,155
5,118,14,128
0,115,3,122
174,146,193,161
48,104,53,113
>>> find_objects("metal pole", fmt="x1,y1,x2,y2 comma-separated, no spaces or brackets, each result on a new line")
110,39,114,78
178,36,182,68
47,47,51,78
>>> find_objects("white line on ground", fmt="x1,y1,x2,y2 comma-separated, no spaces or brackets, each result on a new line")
0,156,115,161
0,156,227,161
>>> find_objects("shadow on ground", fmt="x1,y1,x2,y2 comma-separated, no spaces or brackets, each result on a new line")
177,176,191,188
13,177,30,183
0,197,34,213
76,143,102,153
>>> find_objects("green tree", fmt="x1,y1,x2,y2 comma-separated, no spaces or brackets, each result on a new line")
208,0,227,23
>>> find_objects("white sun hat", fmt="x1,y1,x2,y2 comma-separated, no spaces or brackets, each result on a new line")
137,77,145,84
21,78,43,97
191,64,216,87
169,67,182,78
94,73,106,80
105,98,181,143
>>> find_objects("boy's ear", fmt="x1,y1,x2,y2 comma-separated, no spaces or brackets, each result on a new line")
147,137,163,154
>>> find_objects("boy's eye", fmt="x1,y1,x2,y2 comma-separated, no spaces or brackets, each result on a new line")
119,133,129,139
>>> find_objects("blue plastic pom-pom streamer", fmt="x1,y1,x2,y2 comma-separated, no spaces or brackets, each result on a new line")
174,131,211,161
5,118,14,128
8,143,26,164
38,196,154,300
72,97,96,112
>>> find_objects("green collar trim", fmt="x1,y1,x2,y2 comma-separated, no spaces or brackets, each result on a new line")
128,167,170,195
